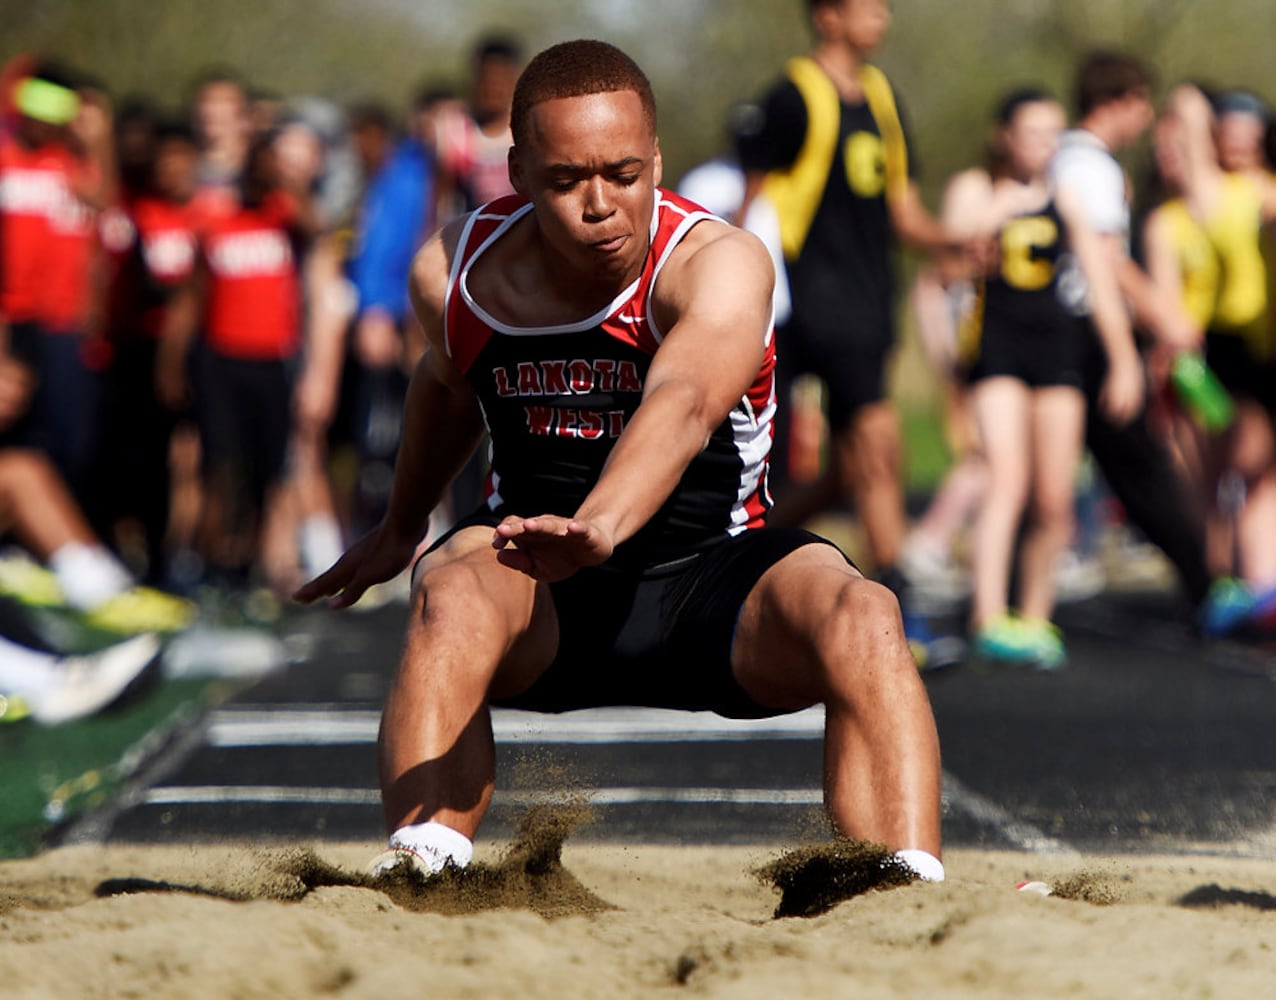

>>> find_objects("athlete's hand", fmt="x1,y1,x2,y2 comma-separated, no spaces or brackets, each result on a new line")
293,522,421,609
1099,351,1146,426
491,514,615,582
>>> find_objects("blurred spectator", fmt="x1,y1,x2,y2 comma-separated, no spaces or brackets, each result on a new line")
341,99,435,536
1167,84,1276,625
159,129,316,591
1050,52,1222,626
434,34,521,220
95,120,201,585
947,88,1140,668
0,60,116,504
188,68,252,218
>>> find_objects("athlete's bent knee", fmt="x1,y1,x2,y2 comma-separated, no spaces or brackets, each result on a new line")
415,561,523,644
813,577,906,682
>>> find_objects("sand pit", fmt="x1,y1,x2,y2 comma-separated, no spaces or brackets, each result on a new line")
4,825,1276,999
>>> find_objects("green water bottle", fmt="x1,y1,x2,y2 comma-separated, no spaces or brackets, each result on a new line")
1171,353,1234,432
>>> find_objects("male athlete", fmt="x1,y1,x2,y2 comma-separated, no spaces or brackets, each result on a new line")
297,40,944,884
735,0,959,580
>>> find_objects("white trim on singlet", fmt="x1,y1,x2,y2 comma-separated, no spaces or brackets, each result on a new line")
442,209,488,359
727,388,777,532
645,193,717,344
457,201,661,337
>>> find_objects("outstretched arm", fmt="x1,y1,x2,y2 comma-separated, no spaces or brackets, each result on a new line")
295,223,486,607
493,223,775,581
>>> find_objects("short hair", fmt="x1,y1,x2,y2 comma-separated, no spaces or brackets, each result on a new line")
1213,89,1271,124
474,34,523,66
348,101,394,134
995,87,1057,127
1075,51,1152,117
155,118,198,146
510,39,656,149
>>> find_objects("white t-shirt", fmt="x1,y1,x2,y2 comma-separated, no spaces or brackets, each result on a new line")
1051,129,1129,238
1049,129,1129,315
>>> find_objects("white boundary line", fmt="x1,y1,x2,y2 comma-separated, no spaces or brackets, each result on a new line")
207,705,828,747
142,785,825,807
186,705,1078,855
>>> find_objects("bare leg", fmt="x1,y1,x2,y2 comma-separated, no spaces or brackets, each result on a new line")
0,449,98,558
968,378,1031,627
377,528,558,838
835,401,907,572
732,545,942,855
1018,387,1085,621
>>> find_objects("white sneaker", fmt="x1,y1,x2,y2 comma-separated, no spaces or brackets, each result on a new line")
1053,549,1106,604
366,846,444,880
31,634,161,725
899,537,971,609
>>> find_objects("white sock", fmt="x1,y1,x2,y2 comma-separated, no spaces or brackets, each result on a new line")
299,514,345,579
48,543,133,610
387,821,474,873
0,636,59,698
894,848,945,883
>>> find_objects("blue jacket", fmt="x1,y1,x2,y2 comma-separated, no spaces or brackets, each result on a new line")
349,139,433,322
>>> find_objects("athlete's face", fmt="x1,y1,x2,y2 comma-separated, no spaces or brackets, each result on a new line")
1003,100,1065,179
1216,112,1267,173
511,89,662,285
154,137,198,202
1112,89,1155,148
194,81,250,149
819,0,892,55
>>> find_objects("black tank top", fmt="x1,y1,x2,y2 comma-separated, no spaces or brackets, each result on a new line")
443,190,777,570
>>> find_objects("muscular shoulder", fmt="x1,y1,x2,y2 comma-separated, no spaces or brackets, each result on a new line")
409,216,467,346
651,218,774,328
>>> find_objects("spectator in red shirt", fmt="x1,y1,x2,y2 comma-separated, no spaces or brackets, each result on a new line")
159,129,315,587
98,120,201,583
0,61,115,502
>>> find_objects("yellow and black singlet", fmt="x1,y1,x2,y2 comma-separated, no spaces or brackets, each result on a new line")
961,198,1084,388
737,58,913,346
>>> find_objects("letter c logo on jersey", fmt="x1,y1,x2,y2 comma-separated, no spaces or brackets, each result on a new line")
1000,215,1058,291
845,132,886,198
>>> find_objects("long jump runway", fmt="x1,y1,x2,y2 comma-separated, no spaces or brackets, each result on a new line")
56,593,1276,859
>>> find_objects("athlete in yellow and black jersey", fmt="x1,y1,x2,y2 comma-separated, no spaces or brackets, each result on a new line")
961,199,1084,390
736,56,914,424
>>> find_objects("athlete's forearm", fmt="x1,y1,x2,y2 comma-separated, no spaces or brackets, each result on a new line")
573,378,711,548
889,185,956,256
1116,254,1196,346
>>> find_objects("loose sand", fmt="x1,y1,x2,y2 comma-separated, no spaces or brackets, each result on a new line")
4,814,1276,999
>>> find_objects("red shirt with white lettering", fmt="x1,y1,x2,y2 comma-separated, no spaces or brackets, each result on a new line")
199,190,300,360
103,196,199,341
0,134,97,329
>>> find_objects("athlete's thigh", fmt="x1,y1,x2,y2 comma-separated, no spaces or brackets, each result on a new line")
1029,386,1085,507
970,376,1031,482
731,540,873,710
410,523,559,694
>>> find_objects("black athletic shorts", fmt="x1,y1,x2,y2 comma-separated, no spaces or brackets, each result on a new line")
194,346,293,501
775,318,891,431
963,328,1086,391
424,509,855,719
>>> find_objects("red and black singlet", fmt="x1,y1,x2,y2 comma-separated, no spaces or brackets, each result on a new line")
444,189,776,569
